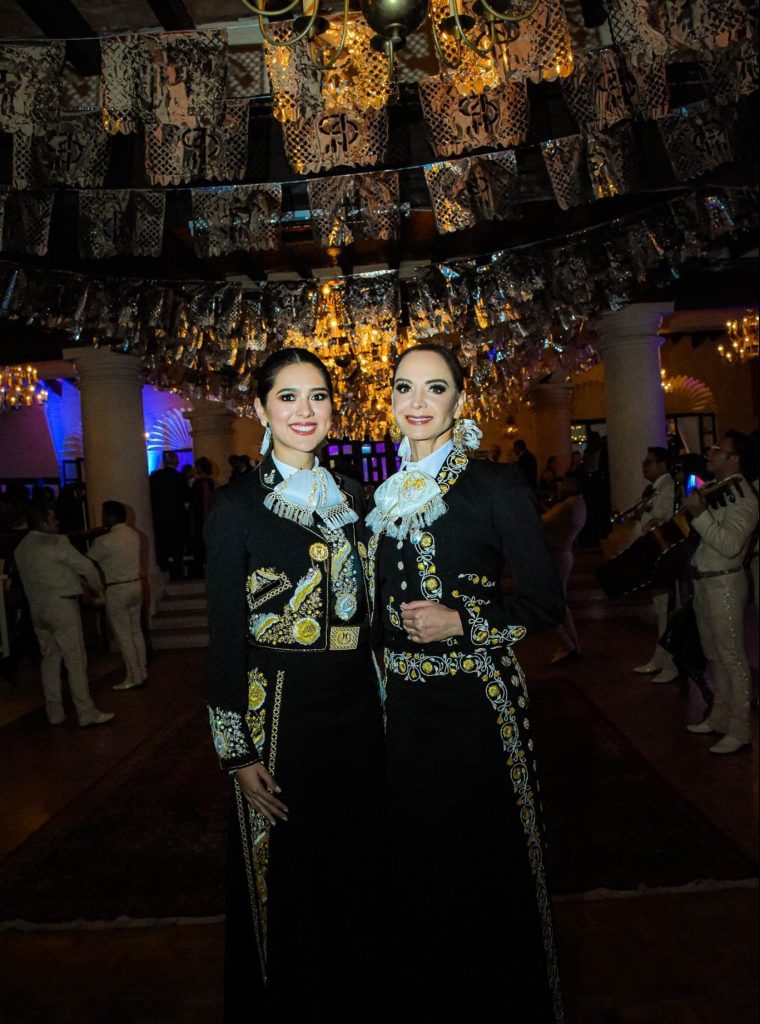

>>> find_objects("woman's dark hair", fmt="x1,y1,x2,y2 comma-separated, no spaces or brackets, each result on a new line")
255,348,333,404
392,343,465,393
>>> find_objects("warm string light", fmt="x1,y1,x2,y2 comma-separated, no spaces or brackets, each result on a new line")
718,312,759,364
0,365,49,414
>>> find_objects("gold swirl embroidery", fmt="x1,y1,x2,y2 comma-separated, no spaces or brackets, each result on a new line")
366,533,379,622
245,667,268,756
436,446,469,496
411,530,442,601
250,567,324,647
246,567,291,612
384,648,496,682
453,582,527,648
386,593,402,630
290,567,322,612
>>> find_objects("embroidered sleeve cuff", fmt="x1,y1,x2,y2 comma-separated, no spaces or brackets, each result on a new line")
208,706,255,768
227,757,262,775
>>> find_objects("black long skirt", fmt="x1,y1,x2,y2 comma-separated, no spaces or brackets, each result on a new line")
224,647,386,1023
384,653,562,1023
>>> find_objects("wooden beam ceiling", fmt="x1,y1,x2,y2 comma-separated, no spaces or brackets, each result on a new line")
15,0,99,76
146,0,195,30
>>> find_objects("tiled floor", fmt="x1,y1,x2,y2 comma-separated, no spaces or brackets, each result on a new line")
1,565,757,1024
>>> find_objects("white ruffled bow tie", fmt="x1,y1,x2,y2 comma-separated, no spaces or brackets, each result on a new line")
366,466,447,539
264,467,358,529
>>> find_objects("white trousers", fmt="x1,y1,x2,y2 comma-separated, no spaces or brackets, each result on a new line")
105,581,147,686
31,598,97,724
694,572,751,744
651,590,676,673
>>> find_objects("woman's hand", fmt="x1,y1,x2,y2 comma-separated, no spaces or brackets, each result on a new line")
400,600,464,645
234,763,289,826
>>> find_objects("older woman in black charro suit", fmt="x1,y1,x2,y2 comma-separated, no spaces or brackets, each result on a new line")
205,348,384,1022
367,344,566,1023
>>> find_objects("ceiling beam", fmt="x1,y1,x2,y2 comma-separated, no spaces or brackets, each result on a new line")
146,0,196,30
15,0,99,77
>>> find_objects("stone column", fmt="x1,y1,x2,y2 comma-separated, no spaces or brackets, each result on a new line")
527,378,574,477
62,346,159,592
595,303,672,514
183,400,235,484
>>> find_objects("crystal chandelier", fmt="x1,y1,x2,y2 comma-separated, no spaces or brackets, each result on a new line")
243,0,545,82
718,311,759,364
279,277,404,439
0,365,49,413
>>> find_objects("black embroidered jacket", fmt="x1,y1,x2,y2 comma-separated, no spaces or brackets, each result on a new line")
205,455,369,771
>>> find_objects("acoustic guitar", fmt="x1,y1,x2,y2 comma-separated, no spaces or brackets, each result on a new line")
595,475,748,599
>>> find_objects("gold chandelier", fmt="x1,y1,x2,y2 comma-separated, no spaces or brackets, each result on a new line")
242,0,543,80
0,365,49,413
718,311,759,364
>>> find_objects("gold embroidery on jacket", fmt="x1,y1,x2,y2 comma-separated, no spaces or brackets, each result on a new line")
208,706,249,761
453,575,527,648
246,567,291,612
237,668,285,984
410,530,442,600
249,567,324,647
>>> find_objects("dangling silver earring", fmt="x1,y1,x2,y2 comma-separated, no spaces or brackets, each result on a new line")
260,424,272,455
453,417,483,452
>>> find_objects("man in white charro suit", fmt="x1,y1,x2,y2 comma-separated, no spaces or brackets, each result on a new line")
89,500,148,691
14,504,114,727
686,431,758,755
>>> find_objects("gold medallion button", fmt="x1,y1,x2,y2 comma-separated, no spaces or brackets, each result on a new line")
309,542,329,562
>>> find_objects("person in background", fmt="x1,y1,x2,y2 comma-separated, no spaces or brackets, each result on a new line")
227,454,244,481
14,504,113,727
632,447,679,684
490,444,503,463
513,438,538,491
191,457,215,574
89,501,148,692
580,432,611,544
686,431,758,755
569,450,583,473
539,455,561,505
542,471,587,664
149,451,186,580
55,481,87,534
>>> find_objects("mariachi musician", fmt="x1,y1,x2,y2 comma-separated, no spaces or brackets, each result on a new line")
685,431,758,755
632,446,679,684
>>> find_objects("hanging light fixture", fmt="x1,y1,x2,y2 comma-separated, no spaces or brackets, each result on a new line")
0,365,49,414
242,0,542,79
718,310,759,364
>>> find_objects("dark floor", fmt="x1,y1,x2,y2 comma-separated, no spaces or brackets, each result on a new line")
1,560,758,1024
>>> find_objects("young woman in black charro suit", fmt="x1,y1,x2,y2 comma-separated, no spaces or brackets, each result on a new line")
367,343,566,1023
205,348,384,1022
